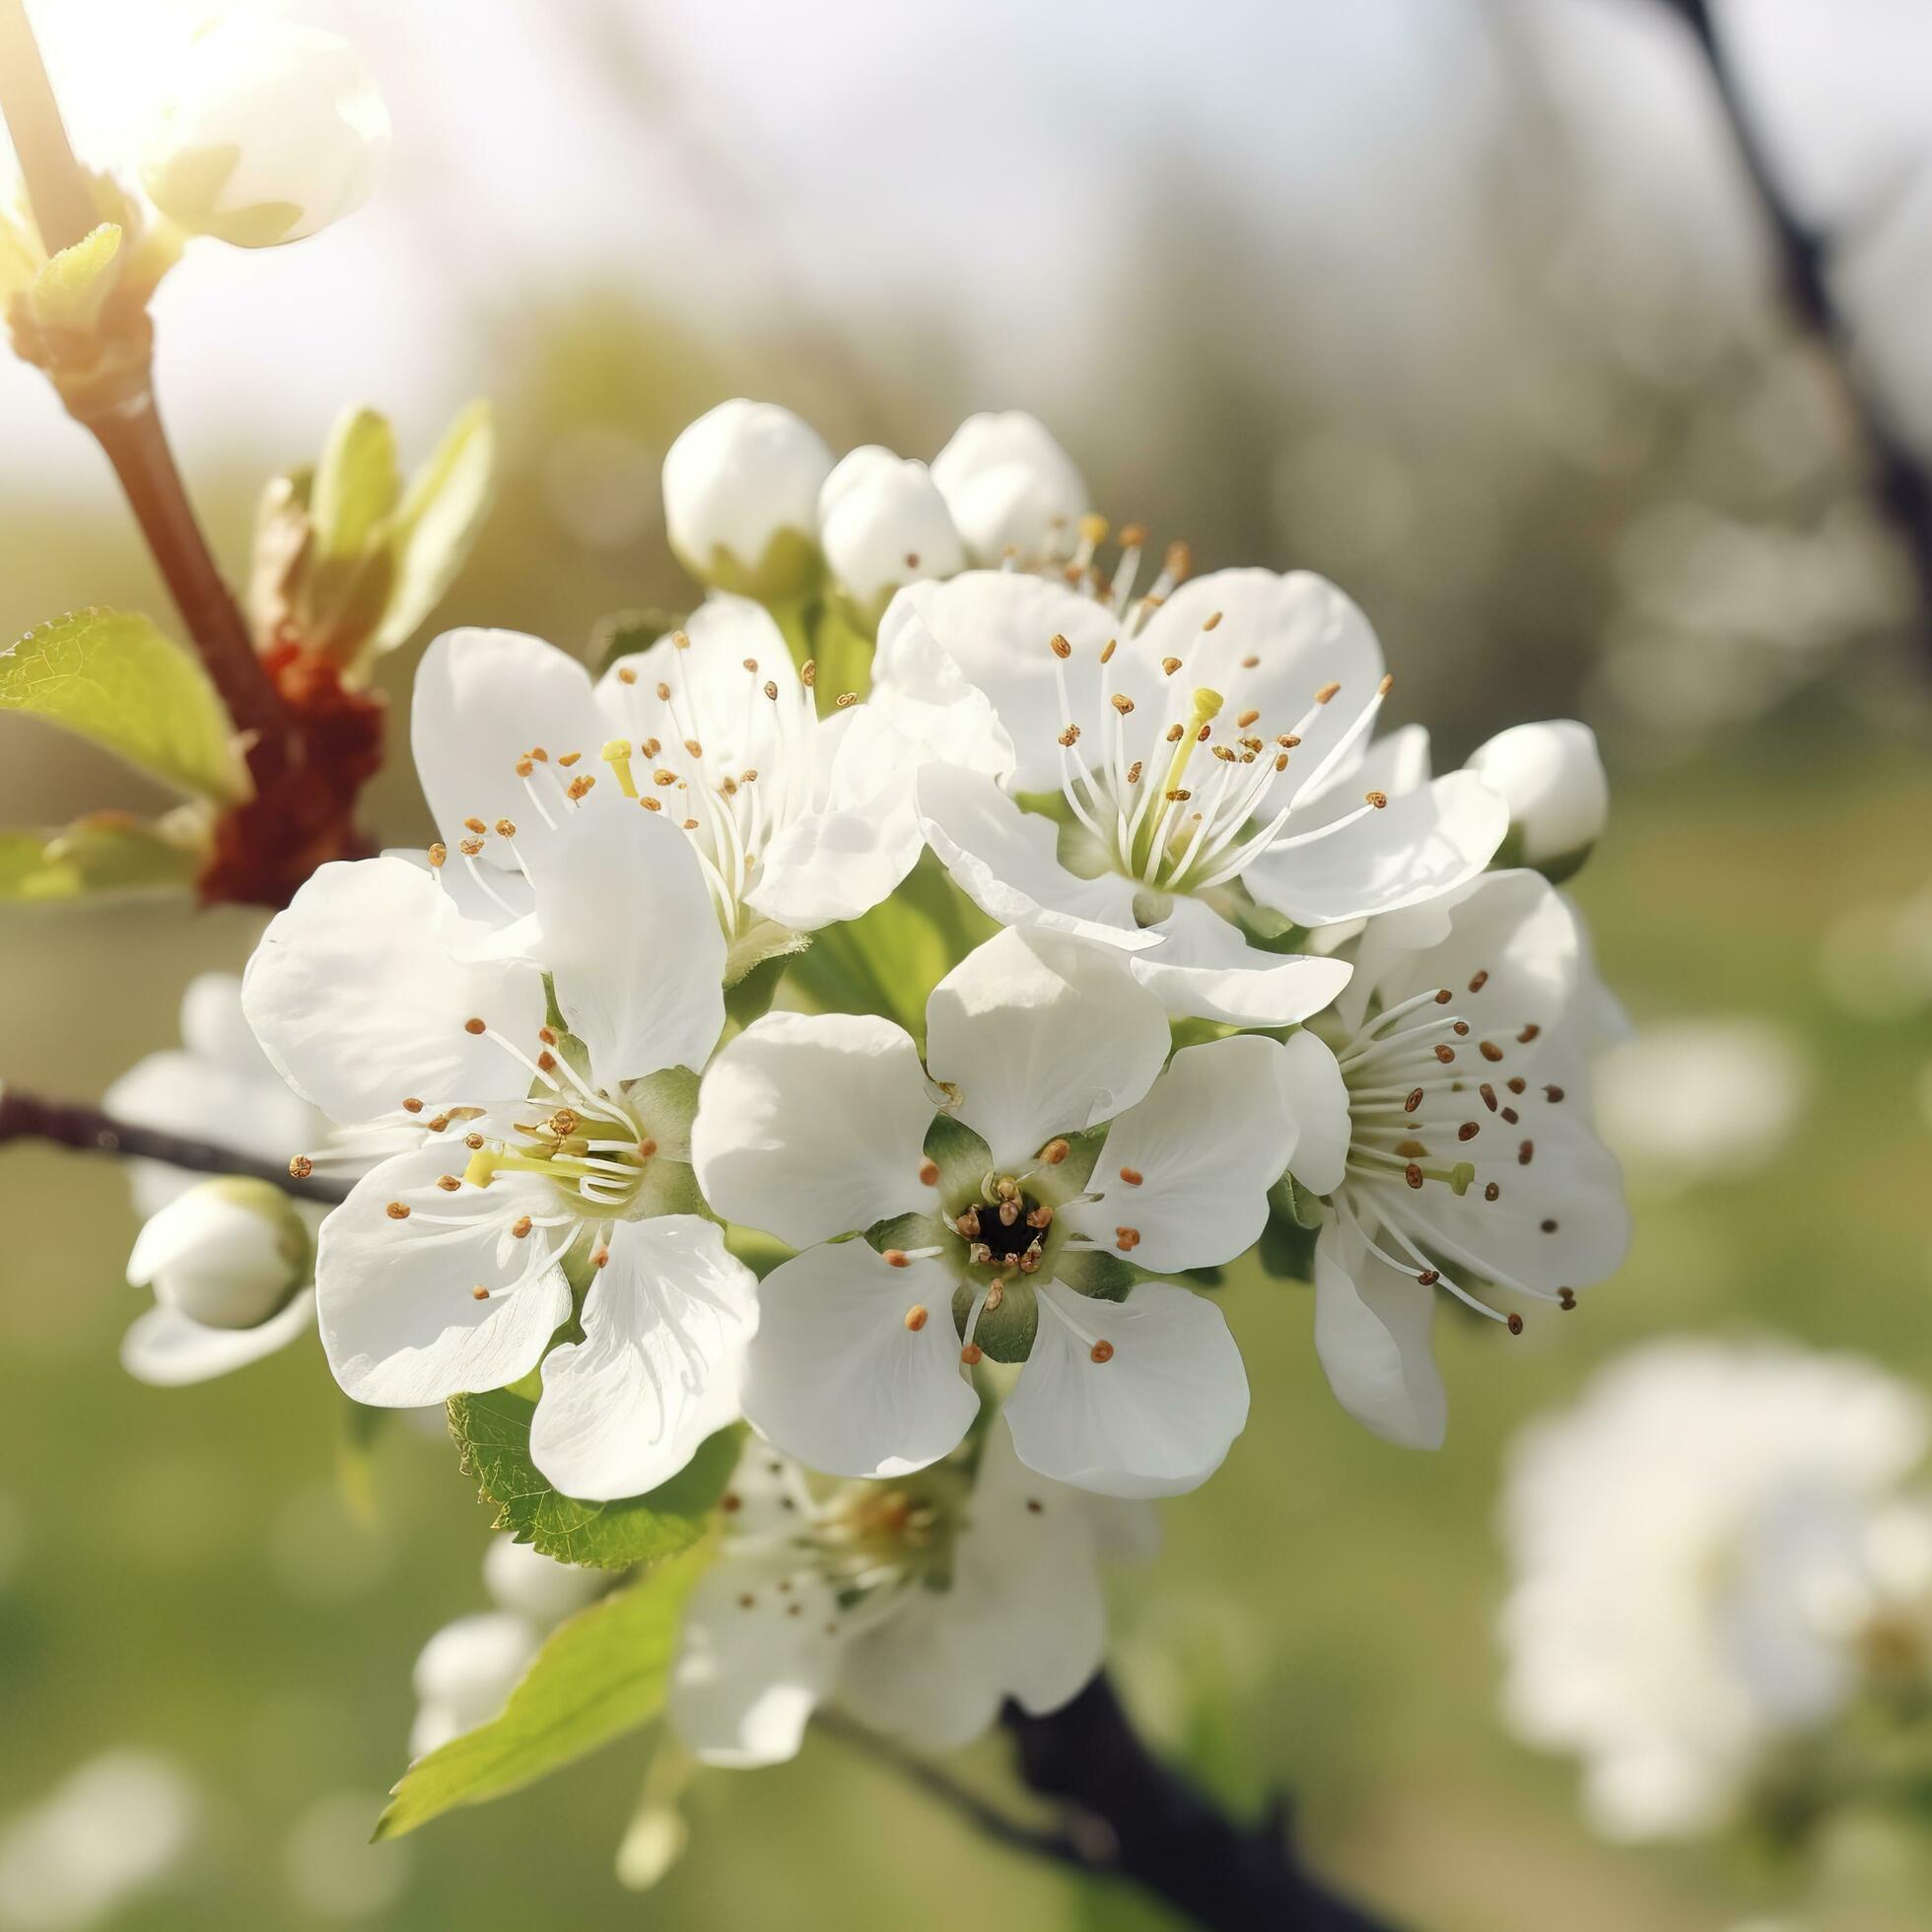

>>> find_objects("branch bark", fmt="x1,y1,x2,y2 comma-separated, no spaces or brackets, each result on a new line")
0,0,295,785
1660,0,1932,664
0,1085,350,1206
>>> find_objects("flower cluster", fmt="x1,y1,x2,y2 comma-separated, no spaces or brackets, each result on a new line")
1501,1341,1932,1843
210,399,1630,1765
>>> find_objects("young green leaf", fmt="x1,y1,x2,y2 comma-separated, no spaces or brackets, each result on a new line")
27,224,124,335
374,1544,710,1839
0,813,204,903
0,610,247,802
373,399,498,655
448,1387,736,1569
311,406,401,560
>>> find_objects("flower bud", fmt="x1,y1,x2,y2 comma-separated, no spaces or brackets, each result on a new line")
931,411,1088,566
482,1535,603,1625
1467,720,1609,880
818,448,965,625
661,399,832,601
141,17,390,248
125,1178,309,1331
410,1612,540,1751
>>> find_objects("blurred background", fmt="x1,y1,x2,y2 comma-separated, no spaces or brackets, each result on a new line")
4,1,1932,1926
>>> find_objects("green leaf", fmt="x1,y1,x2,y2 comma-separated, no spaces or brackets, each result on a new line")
0,610,245,802
1257,1175,1322,1282
374,1545,709,1839
311,407,401,560
0,812,204,903
28,224,123,334
448,1387,736,1569
373,400,498,655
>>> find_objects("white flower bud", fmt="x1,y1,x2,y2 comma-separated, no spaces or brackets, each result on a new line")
1467,720,1609,878
126,1177,309,1331
141,17,390,248
931,411,1088,566
661,399,832,601
818,449,965,623
410,1612,540,1735
482,1536,603,1625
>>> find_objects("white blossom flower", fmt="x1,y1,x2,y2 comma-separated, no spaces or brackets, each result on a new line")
407,608,925,979
126,1175,308,1327
1276,870,1630,1448
0,1751,198,1932
669,1429,1155,1766
1594,1018,1811,1194
872,565,1507,1025
141,16,389,247
817,448,965,625
105,973,348,1387
1466,720,1610,878
1499,1342,1932,1841
408,1535,604,1758
660,399,832,601
243,780,756,1502
692,929,1269,1498
930,411,1089,566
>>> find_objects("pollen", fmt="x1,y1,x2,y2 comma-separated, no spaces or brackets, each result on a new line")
464,1132,484,1150
1162,656,1182,675
1469,970,1488,992
1378,672,1395,696
1165,788,1192,802
436,1175,462,1193
1236,708,1260,728
683,739,703,758
472,1285,490,1300
1059,726,1081,748
919,1158,939,1186
835,692,859,709
1404,1163,1424,1189
1405,1087,1425,1112
1458,1123,1480,1140
1558,1288,1577,1311
494,818,517,838
617,666,638,684
1507,1312,1525,1335
288,1154,313,1179
985,1279,1006,1309
960,1344,984,1366
1544,1084,1565,1102
801,658,817,686
1519,1024,1541,1043
464,1016,487,1035
1119,1165,1143,1186
1418,1268,1440,1285
883,1250,912,1269
1110,694,1135,715
1100,638,1118,664
463,816,486,834
516,757,534,776
1115,1226,1140,1251
1090,1340,1115,1364
402,1097,424,1114
641,796,662,811
1479,1041,1504,1062
1315,681,1341,704
385,1201,410,1220
1202,611,1223,632
656,681,671,701
764,680,778,700
1365,791,1388,809
1166,724,1185,743
1127,759,1143,783
592,1248,609,1269
558,751,582,768
529,747,549,762
1433,1044,1456,1064
511,1215,532,1238
1041,1138,1070,1165
904,1305,928,1332
1050,633,1072,659
671,631,691,650
459,838,484,858
565,774,595,800
428,843,447,866
1484,1181,1501,1201
537,1051,557,1071
638,1138,657,1158
1241,654,1260,668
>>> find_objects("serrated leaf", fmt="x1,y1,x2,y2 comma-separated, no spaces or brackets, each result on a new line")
28,224,123,334
373,399,498,655
374,1545,709,1839
448,1386,736,1568
0,611,245,802
0,812,204,903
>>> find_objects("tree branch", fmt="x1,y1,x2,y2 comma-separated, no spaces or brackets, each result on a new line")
0,1085,350,1206
0,0,295,785
1000,1675,1400,1932
1659,0,1932,664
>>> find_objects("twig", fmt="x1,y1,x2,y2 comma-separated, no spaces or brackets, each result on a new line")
0,0,294,784
1001,1676,1400,1932
1659,0,1932,665
0,1085,350,1206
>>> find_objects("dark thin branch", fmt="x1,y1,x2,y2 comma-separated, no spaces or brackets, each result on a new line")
1660,0,1932,665
1001,1676,1401,1932
0,1086,350,1206
0,0,294,784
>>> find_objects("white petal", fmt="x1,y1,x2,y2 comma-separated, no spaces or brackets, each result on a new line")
1278,1028,1351,1198
741,1245,977,1479
120,1289,314,1387
411,1612,541,1732
177,972,275,1078
410,628,605,864
691,1012,932,1247
481,1536,605,1624
670,1551,842,1767
916,764,1150,950
835,1590,1005,1750
522,803,725,1088
924,929,1169,1171
889,574,1117,792
1313,1220,1446,1449
1293,724,1433,830
243,855,546,1122
1139,569,1386,815
529,1216,756,1501
1004,1280,1250,1498
314,1144,570,1407
1061,1036,1295,1272
1244,770,1508,928
868,595,1014,783
1127,893,1352,1027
